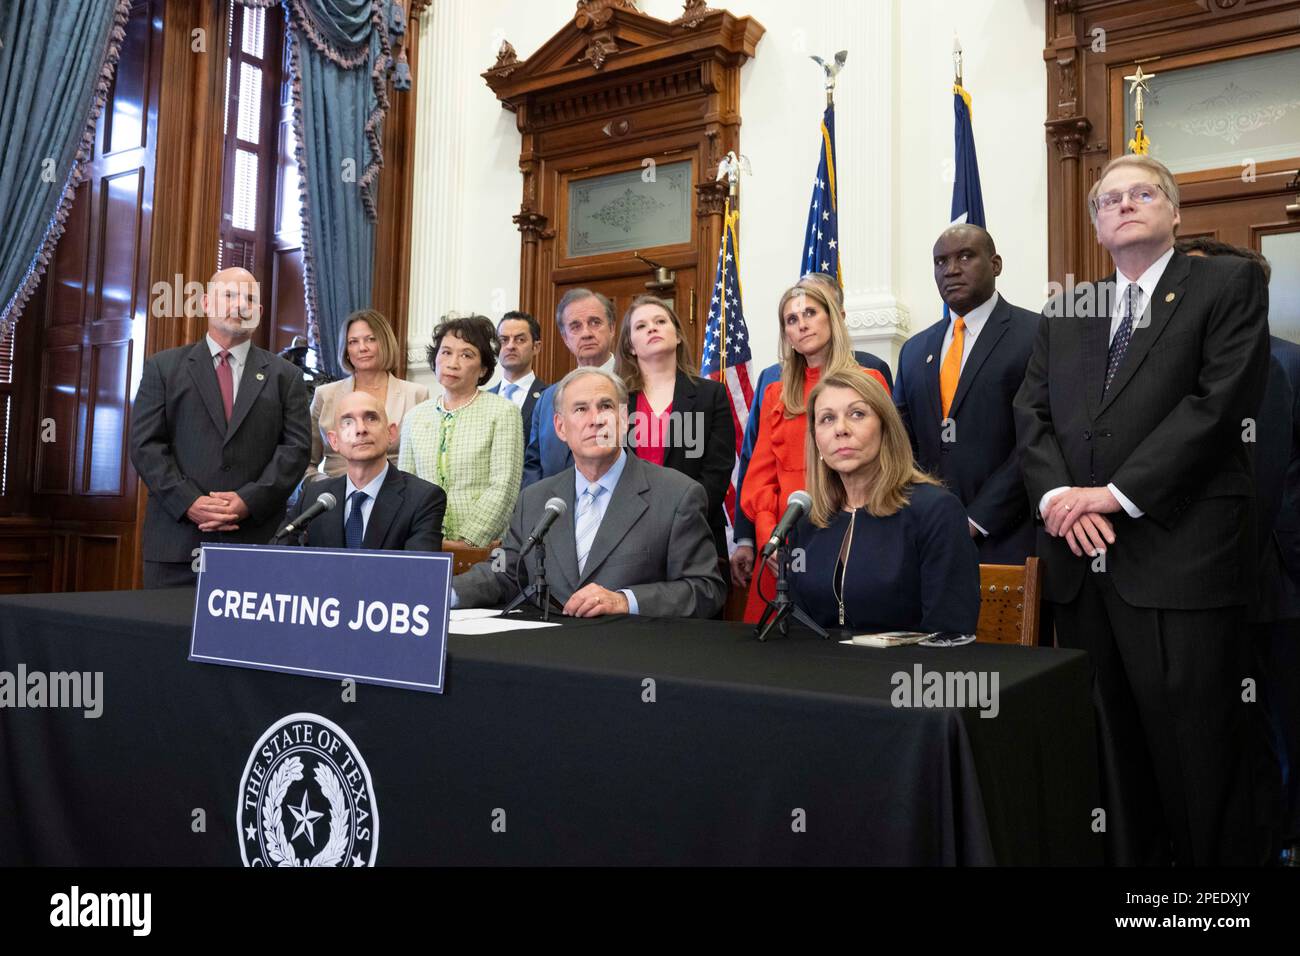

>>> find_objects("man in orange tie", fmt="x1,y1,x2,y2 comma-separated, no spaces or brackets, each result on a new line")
894,224,1041,564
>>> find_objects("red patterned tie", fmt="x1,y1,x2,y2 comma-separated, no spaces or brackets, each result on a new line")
216,350,234,421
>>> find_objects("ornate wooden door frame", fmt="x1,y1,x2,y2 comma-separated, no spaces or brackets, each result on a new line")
483,0,764,382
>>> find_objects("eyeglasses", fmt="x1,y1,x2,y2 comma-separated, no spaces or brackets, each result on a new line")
1092,183,1167,214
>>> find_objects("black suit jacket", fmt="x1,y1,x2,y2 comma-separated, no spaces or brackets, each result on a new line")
288,466,446,551
129,339,311,562
490,376,548,450
896,295,1039,564
1014,251,1271,608
1250,354,1296,622
1260,335,1300,620
625,371,736,559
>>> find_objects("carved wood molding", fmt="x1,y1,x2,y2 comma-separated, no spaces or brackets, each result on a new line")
483,5,763,116
695,180,728,219
674,0,719,29
482,3,764,383
513,209,553,242
1045,116,1092,158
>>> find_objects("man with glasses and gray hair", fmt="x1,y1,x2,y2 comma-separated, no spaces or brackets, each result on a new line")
453,366,725,619
522,288,618,487
1014,154,1271,866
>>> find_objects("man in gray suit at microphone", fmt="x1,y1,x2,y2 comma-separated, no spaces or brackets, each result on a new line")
452,367,726,618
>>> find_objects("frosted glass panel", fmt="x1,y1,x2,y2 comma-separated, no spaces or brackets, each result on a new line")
1261,230,1300,345
567,161,692,257
1124,48,1300,174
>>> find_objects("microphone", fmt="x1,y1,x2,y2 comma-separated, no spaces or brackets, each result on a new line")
520,497,567,558
275,491,337,540
760,490,812,559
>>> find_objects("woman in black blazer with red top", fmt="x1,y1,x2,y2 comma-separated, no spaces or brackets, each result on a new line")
616,295,736,561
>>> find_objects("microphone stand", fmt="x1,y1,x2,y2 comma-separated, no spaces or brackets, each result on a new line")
502,538,564,621
754,535,828,642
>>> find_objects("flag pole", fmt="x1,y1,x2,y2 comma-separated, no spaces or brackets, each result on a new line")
1125,64,1155,155
715,151,746,375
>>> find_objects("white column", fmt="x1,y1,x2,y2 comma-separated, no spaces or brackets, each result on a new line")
406,2,469,391
827,0,909,370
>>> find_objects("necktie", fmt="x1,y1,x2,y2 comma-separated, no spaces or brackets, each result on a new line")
345,491,368,549
216,350,234,421
939,317,965,419
574,483,605,575
1106,284,1142,393
502,382,518,403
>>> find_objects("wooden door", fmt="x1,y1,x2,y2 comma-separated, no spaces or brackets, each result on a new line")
12,0,163,591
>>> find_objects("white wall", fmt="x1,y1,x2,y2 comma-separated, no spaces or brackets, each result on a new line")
408,0,1046,387
897,0,1048,336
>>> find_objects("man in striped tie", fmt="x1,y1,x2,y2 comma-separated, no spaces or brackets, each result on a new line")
452,367,725,619
1015,155,1271,866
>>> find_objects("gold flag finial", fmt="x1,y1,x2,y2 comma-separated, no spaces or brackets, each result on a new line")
1124,63,1156,155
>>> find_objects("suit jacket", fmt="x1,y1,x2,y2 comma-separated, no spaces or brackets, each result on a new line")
1259,336,1300,620
286,466,446,552
625,371,736,558
490,375,547,451
522,384,568,487
130,339,311,562
789,483,981,634
454,452,726,618
895,295,1040,564
1013,251,1270,608
308,374,429,479
733,350,892,543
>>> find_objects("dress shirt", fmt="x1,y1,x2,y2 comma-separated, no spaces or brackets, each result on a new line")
942,292,999,538
572,450,639,614
343,463,389,542
499,370,536,409
1038,245,1174,523
206,335,252,402
940,291,999,373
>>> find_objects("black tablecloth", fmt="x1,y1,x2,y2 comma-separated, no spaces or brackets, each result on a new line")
0,589,1100,865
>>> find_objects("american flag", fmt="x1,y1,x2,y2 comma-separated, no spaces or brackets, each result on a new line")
701,204,754,547
800,103,841,285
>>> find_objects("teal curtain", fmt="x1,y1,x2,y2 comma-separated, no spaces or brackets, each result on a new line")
0,0,131,334
241,0,392,377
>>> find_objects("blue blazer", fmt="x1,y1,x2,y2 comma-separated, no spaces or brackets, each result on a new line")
490,376,548,452
789,482,981,634
895,296,1040,565
522,383,570,487
733,350,892,544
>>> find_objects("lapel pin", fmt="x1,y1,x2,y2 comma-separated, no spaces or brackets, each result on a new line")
1164,292,1175,303
926,354,933,364
256,372,265,381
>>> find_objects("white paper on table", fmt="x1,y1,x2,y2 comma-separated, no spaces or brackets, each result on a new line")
448,608,504,621
449,617,560,635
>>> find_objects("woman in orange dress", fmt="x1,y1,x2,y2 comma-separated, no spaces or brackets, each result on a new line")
740,273,890,622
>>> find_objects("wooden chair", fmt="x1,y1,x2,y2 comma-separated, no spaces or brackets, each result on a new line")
975,557,1042,647
442,541,497,576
